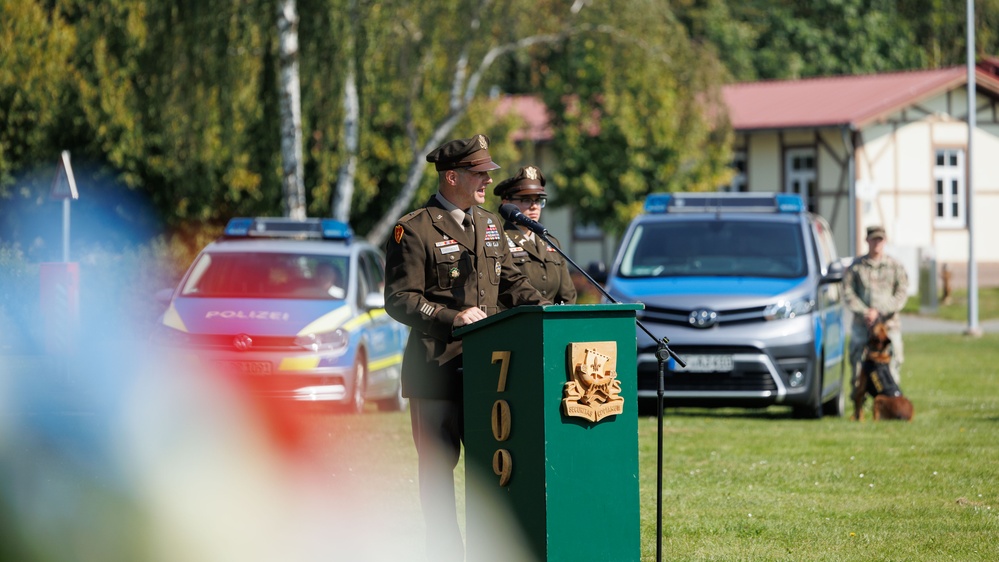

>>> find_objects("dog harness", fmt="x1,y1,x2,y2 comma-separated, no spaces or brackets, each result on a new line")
861,359,902,398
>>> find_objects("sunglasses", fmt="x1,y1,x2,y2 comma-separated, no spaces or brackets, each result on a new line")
507,197,546,208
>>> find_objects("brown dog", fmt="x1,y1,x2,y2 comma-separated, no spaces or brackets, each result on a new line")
851,321,914,421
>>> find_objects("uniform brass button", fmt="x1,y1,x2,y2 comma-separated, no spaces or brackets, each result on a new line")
450,255,456,261
478,272,483,279
480,289,485,296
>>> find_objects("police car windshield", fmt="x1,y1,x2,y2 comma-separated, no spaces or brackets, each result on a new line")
180,252,350,300
618,220,807,278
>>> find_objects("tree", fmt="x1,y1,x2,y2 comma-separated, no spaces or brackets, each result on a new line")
539,0,733,234
0,0,76,194
277,0,306,219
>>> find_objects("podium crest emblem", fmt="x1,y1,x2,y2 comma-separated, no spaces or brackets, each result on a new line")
563,342,624,422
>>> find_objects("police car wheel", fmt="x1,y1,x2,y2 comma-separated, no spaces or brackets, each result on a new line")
347,356,367,414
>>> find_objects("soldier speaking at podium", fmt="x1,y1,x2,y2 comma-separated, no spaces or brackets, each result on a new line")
383,134,547,560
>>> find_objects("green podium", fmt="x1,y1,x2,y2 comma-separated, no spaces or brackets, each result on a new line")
456,304,642,561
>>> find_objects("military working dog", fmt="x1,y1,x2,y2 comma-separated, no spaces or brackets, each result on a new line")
852,320,914,421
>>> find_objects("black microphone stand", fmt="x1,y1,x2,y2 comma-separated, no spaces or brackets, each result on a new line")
530,226,684,562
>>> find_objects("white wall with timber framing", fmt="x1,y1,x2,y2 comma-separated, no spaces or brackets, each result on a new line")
732,85,999,286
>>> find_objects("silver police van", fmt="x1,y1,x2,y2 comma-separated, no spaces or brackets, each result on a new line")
603,192,847,418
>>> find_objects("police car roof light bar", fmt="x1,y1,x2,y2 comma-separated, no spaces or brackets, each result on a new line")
223,217,353,241
643,192,805,215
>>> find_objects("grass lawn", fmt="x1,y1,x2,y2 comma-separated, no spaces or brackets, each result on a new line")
641,331,999,561
3,331,996,560
304,331,999,561
903,286,999,322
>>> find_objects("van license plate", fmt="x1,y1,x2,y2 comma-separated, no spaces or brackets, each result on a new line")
674,355,733,373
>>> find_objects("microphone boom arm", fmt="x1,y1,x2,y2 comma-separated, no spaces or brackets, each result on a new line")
533,230,686,368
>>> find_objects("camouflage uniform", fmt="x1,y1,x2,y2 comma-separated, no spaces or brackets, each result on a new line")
844,254,909,383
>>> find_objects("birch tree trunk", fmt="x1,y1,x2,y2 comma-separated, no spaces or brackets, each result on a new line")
332,0,359,222
277,0,306,219
366,33,568,246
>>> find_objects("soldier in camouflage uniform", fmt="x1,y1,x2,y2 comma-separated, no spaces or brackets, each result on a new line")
384,134,546,561
493,165,577,306
844,225,909,385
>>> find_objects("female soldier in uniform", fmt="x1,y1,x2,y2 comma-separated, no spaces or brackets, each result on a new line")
494,165,577,305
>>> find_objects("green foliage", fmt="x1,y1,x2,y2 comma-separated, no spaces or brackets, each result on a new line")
3,0,999,245
540,1,733,234
675,0,929,80
0,0,77,193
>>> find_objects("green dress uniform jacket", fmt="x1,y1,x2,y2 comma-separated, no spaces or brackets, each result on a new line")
502,221,577,305
384,197,546,400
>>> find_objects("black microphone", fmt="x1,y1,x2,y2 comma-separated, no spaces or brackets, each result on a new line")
499,203,548,236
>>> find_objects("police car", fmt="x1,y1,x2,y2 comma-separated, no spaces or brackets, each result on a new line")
154,217,408,413
604,192,847,418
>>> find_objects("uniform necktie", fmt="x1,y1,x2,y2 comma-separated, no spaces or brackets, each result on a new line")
462,212,475,247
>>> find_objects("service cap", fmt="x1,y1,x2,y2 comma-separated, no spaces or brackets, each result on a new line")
866,225,886,240
493,165,547,198
426,134,500,172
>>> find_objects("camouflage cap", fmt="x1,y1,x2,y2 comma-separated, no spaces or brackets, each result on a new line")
867,225,886,239
493,165,547,198
426,134,500,172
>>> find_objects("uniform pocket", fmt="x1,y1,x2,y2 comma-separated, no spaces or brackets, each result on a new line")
486,250,502,285
435,251,471,290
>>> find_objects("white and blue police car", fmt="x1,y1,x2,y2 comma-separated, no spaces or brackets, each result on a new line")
155,217,408,413
603,192,847,418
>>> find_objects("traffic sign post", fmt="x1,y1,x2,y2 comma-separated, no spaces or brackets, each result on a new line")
50,150,79,262
40,262,80,357
43,151,82,358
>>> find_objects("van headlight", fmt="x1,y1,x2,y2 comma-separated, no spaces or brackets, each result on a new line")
764,297,815,320
295,329,349,352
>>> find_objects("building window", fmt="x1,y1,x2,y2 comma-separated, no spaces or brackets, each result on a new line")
785,148,817,212
720,150,747,192
934,148,965,228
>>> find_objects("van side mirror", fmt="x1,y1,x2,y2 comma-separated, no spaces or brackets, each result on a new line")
821,260,845,284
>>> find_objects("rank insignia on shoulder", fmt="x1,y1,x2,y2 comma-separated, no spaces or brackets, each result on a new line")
394,225,404,244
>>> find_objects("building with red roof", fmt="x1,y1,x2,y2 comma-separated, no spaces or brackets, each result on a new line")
721,64,999,288
498,64,999,287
